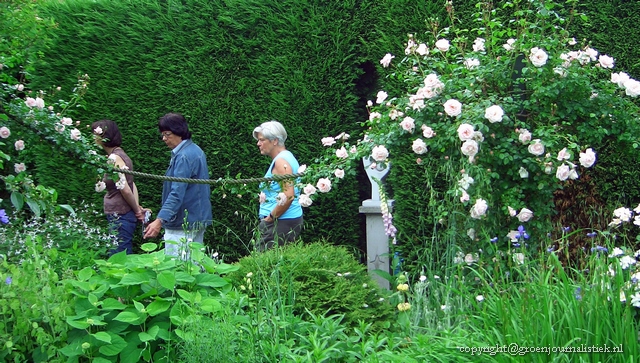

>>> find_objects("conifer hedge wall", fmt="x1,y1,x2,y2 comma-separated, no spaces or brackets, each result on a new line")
27,0,640,264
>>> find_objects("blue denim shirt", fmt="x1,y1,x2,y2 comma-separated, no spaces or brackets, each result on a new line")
157,139,212,230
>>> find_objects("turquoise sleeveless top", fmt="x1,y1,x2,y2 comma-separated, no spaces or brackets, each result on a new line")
258,150,302,219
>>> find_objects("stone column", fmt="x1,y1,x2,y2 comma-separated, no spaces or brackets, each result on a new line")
359,158,392,290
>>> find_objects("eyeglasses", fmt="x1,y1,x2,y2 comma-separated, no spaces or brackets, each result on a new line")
161,132,173,139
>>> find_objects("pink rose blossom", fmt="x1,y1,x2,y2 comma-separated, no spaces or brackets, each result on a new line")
70,128,81,141
55,124,65,133
334,132,350,141
94,127,103,135
435,39,450,52
517,208,534,222
569,169,579,180
503,38,516,51
460,189,469,203
25,97,37,107
34,97,45,109
416,43,429,56
276,192,288,206
61,117,73,126
611,72,630,88
388,109,403,120
369,112,381,121
518,129,532,144
412,139,427,155
14,140,24,151
457,123,475,141
529,47,548,67
335,146,348,159
0,127,10,139
350,146,357,154
421,125,435,138
557,148,570,160
316,178,332,193
298,164,307,173
303,184,317,195
598,54,615,69
470,198,488,219
484,105,504,123
400,117,415,133
508,206,517,217
624,79,640,97
298,194,313,207
334,169,345,179
556,164,571,181
460,140,479,159
464,58,480,69
16,84,24,91
579,148,596,168
371,145,389,162
14,163,26,173
472,38,485,52
444,99,462,117
527,139,545,156
376,91,388,104
321,137,336,146
95,181,106,193
380,53,395,68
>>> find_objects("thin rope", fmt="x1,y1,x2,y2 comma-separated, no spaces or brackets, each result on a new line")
112,167,303,185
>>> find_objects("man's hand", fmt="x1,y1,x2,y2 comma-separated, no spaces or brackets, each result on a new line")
144,219,162,239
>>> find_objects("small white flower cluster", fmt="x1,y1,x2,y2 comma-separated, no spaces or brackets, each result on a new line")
608,204,640,228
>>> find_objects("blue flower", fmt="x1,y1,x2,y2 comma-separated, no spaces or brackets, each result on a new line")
0,209,8,224
591,245,608,254
562,226,571,232
547,246,556,253
586,232,597,238
574,287,582,301
490,237,498,243
512,242,521,248
5,276,12,285
514,225,529,240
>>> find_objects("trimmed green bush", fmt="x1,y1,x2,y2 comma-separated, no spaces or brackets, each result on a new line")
227,241,395,331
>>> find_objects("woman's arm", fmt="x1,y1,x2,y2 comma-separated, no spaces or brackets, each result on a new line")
113,155,142,217
264,157,295,221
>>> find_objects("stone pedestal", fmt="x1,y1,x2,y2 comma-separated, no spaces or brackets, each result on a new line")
360,157,392,290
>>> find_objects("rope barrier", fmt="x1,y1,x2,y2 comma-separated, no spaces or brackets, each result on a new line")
112,167,303,185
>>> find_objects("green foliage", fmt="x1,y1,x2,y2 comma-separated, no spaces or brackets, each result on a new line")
0,238,73,363
227,241,394,331
61,242,238,362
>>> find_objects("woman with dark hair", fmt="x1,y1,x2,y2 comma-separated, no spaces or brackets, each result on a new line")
143,113,212,257
92,119,146,255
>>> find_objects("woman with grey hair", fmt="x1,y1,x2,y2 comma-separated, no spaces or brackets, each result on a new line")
253,120,303,251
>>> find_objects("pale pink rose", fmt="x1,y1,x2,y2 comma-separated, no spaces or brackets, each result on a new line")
416,86,436,99
611,72,630,88
556,164,571,181
334,169,345,179
0,127,10,139
276,192,288,206
388,109,403,120
457,123,475,141
14,140,25,151
321,137,336,146
14,163,26,173
568,37,577,45
472,38,485,52
544,162,554,174
503,38,516,51
107,154,117,165
349,146,357,154
623,79,640,97
579,148,596,167
422,125,435,138
484,105,504,123
371,145,389,162
70,128,81,141
460,140,479,158
529,47,548,67
380,53,395,68
557,148,570,161
444,99,462,117
464,58,480,69
369,112,381,121
376,90,388,104
316,178,332,193
416,43,429,56
258,192,266,204
470,198,488,219
334,132,350,141
460,189,469,203
367,100,373,107
25,97,37,107
519,167,529,178
298,164,307,173
584,47,598,61
94,127,103,135
61,117,73,126
423,73,440,88
400,117,415,133
508,206,517,217
48,106,53,111
405,38,416,54
512,253,525,265
518,129,532,144
527,139,545,156
34,97,45,109
517,208,534,222
598,54,615,69
473,131,484,142
303,184,317,195
435,38,450,52
55,124,65,133
411,99,425,110
412,139,427,155
16,84,24,91
298,194,313,207
335,146,348,159
95,181,106,193
569,168,579,180
115,173,127,190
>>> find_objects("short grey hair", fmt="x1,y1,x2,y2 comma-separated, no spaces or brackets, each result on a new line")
252,120,287,146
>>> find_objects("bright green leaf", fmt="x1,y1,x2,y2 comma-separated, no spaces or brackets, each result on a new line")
91,331,112,343
98,334,127,356
157,271,176,290
146,299,171,316
140,242,158,252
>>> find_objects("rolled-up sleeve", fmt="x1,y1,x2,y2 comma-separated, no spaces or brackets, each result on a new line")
157,155,191,223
